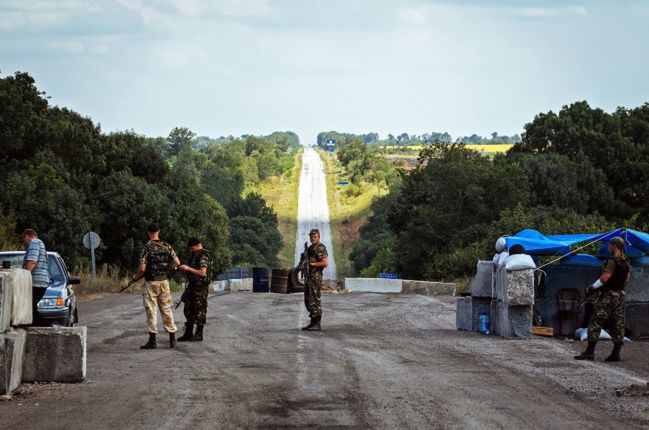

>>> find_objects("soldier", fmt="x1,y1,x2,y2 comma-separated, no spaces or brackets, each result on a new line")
302,228,328,331
177,237,211,342
574,236,630,362
133,224,180,350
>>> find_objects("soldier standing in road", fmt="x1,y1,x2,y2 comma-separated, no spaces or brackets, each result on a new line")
133,224,180,349
302,228,328,331
177,237,211,342
574,236,630,362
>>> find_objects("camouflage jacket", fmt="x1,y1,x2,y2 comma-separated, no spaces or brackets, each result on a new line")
187,248,211,285
140,240,177,281
307,242,328,274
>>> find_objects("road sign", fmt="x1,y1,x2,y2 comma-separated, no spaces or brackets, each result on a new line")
326,139,336,147
83,232,101,280
83,232,101,250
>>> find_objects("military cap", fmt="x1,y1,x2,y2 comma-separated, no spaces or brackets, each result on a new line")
309,229,320,236
147,223,160,233
187,237,201,247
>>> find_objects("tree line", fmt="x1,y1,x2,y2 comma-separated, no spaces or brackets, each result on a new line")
317,131,521,147
0,72,299,273
340,101,649,280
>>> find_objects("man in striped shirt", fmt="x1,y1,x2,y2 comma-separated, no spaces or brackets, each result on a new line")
22,228,50,322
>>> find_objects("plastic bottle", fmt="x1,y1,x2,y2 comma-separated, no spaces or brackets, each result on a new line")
478,313,490,335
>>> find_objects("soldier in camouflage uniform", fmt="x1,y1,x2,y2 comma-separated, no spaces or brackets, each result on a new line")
302,228,328,331
575,236,630,362
133,224,180,349
177,237,211,342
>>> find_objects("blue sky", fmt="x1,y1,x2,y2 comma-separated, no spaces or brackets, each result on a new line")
1,0,648,144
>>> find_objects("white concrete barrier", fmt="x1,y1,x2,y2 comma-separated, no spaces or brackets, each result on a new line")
402,280,456,296
0,273,12,333
228,278,253,292
23,326,87,383
468,261,493,298
344,278,403,293
0,329,26,395
0,269,33,327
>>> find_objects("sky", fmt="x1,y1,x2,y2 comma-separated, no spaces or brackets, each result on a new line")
1,0,648,145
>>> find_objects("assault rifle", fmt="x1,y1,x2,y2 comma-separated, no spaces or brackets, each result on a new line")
119,274,144,293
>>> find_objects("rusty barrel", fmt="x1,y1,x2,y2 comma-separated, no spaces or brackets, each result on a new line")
270,268,291,294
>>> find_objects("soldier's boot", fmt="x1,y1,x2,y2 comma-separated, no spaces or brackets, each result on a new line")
169,332,177,349
604,342,622,362
192,325,204,341
140,333,157,349
574,341,596,360
178,323,194,342
301,318,315,330
306,316,321,331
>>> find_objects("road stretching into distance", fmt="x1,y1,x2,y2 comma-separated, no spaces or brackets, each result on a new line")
294,147,336,279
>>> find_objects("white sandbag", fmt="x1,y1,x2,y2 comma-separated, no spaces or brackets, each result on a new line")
575,328,612,341
505,254,536,271
495,237,507,253
497,252,509,267
492,253,499,264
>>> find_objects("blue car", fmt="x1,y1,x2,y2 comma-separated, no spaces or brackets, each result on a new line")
0,251,79,327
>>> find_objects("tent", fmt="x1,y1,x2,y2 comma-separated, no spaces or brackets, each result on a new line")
504,228,649,257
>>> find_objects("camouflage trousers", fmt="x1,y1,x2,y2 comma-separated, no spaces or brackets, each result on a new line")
184,282,209,326
305,272,322,318
143,280,177,334
588,290,625,343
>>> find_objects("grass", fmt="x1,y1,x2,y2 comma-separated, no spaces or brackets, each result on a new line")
73,265,184,298
246,149,303,267
320,150,387,278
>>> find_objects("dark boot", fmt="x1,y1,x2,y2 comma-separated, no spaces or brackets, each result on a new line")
140,333,157,349
192,325,204,341
169,332,177,349
306,316,321,331
574,341,596,360
178,323,194,342
302,318,315,330
605,342,622,362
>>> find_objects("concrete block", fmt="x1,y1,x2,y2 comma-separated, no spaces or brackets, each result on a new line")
490,300,499,335
470,297,491,332
456,297,471,331
468,261,494,298
344,278,403,293
625,303,649,338
0,329,26,395
402,280,456,296
23,326,87,383
11,269,32,326
495,268,534,306
494,301,532,340
228,278,253,292
626,266,649,303
0,273,12,333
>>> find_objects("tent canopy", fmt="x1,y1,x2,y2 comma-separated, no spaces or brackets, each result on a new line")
504,228,649,256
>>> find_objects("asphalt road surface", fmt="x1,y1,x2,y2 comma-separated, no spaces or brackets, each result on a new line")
295,147,336,279
3,292,649,429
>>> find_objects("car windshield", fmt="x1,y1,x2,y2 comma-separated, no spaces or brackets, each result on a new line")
0,253,66,282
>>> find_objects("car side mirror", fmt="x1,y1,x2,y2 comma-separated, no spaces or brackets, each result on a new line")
68,276,81,285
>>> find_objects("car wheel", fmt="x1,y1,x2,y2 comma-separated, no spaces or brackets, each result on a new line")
73,307,79,325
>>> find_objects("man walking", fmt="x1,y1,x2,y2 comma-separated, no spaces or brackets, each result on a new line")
574,236,630,362
133,224,180,349
22,229,49,323
302,228,328,331
177,237,211,342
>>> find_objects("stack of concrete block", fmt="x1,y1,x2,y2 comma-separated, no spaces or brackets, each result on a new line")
491,266,534,339
0,269,32,395
227,278,253,292
456,261,493,332
344,278,403,293
23,326,87,383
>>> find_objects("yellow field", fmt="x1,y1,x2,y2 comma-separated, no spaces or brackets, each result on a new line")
379,144,514,153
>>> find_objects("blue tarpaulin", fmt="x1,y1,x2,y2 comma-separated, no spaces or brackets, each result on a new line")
505,228,649,257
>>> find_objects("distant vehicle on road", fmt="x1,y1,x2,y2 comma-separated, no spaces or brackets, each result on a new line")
0,251,79,327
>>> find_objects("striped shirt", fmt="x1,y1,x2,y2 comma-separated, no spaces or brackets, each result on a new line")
23,238,50,288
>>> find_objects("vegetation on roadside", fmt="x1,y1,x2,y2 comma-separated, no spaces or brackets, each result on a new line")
0,71,299,277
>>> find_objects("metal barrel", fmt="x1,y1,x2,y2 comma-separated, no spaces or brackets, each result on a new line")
270,268,291,294
252,267,270,293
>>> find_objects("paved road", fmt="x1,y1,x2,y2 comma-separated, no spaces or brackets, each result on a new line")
3,292,649,429
295,147,336,279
